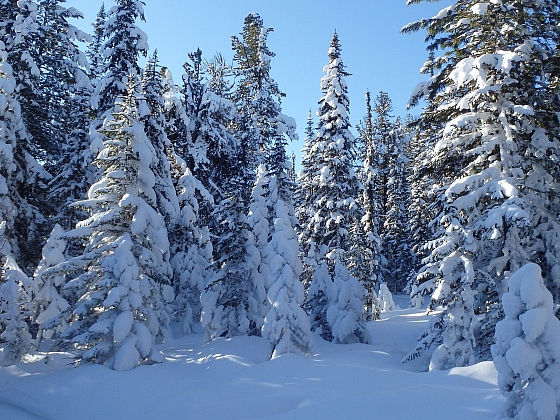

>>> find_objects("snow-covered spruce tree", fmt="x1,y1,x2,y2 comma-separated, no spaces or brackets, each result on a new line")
0,0,53,272
248,164,270,292
372,92,412,294
492,263,560,420
179,49,237,226
402,0,560,368
261,137,314,358
57,86,172,370
231,12,297,168
36,0,91,168
299,32,364,341
0,256,36,365
90,0,148,152
0,47,40,354
47,74,94,237
86,3,107,84
141,50,180,226
200,142,267,342
327,260,372,344
406,112,443,283
350,90,383,321
170,167,213,334
32,224,69,343
0,45,40,362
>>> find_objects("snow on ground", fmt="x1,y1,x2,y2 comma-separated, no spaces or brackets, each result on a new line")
0,296,503,420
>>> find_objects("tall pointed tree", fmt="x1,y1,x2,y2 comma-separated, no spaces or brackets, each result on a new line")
231,12,297,170
262,135,314,358
55,86,172,370
299,32,365,340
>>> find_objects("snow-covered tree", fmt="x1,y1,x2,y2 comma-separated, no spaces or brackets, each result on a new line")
305,262,332,341
56,86,172,370
299,32,363,339
32,224,69,342
47,74,94,236
200,144,267,342
262,142,314,357
36,0,91,168
141,51,180,226
248,164,270,292
296,110,317,290
231,12,297,168
86,3,107,83
371,93,412,294
178,49,237,227
492,263,560,420
169,165,213,334
327,261,372,344
90,0,147,133
351,91,382,321
403,0,560,367
378,283,396,313
0,1,52,272
0,256,36,365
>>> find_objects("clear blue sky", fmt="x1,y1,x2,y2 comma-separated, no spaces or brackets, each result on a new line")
68,0,453,162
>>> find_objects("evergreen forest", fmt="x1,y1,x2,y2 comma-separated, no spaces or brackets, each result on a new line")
2,1,560,418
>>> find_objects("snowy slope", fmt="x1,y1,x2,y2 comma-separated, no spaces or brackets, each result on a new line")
0,297,503,420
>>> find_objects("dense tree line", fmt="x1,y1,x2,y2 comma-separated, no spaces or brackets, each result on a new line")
1,3,560,416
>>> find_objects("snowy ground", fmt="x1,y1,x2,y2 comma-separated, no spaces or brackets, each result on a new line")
0,296,503,420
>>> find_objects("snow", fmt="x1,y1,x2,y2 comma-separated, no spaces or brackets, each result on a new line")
0,300,502,419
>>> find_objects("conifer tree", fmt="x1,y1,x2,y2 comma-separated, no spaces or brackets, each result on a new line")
0,0,53,271
371,92,412,293
170,168,213,334
200,142,267,342
492,263,560,420
231,12,297,169
141,51,180,227
47,75,94,236
32,224,70,342
351,91,382,320
0,45,41,361
262,136,314,358
403,0,560,368
90,0,147,129
299,32,363,340
86,3,107,84
36,0,91,168
55,86,172,370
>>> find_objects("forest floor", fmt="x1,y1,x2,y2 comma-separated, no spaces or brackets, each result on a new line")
0,296,503,419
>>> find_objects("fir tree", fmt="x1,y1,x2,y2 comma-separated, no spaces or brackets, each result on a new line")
231,12,297,169
351,91,382,320
170,167,213,334
0,0,52,272
90,0,147,126
200,143,267,342
32,224,69,343
299,32,363,340
262,137,314,358
86,3,107,84
56,86,172,370
403,0,560,368
141,50,180,227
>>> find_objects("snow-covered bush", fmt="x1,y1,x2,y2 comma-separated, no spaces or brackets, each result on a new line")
378,283,396,312
492,263,560,420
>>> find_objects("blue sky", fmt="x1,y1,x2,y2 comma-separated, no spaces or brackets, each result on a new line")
68,0,453,161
